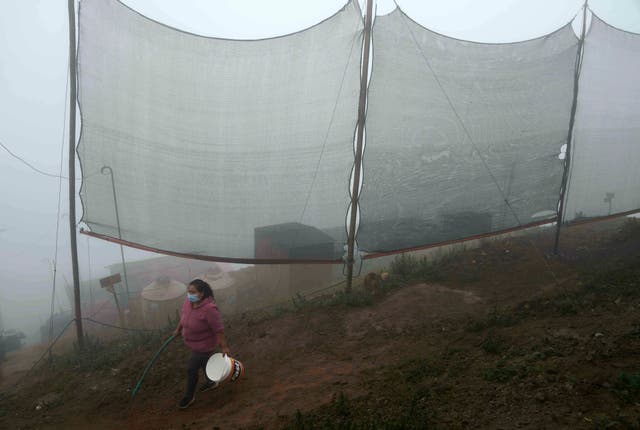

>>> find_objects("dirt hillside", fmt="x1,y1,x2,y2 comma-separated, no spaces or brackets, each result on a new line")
1,218,640,429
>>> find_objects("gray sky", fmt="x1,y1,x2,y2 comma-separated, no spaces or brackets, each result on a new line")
1,0,639,341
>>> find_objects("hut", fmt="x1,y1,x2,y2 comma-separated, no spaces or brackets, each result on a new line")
198,266,238,314
140,276,186,329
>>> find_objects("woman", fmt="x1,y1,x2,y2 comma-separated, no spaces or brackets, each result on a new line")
173,279,230,409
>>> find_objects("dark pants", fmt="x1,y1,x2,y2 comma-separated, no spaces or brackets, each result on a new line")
185,350,212,399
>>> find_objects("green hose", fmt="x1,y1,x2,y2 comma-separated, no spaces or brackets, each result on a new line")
131,334,176,399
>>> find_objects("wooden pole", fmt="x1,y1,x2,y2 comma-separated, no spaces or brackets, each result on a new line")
101,166,131,308
110,287,125,328
68,0,84,346
554,0,589,255
346,0,374,293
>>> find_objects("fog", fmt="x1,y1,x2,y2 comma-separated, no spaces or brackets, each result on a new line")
1,0,639,344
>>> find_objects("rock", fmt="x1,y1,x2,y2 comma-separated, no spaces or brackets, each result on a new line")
34,392,62,410
564,382,573,391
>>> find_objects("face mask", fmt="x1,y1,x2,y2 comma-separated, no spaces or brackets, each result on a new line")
187,293,200,303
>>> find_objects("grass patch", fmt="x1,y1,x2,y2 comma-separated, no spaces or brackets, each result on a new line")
326,290,374,308
285,391,433,430
50,329,165,372
483,360,534,383
284,357,440,429
466,306,519,332
399,359,443,383
613,372,640,404
528,346,564,362
257,287,375,323
389,254,445,283
589,413,640,430
581,256,640,298
481,334,508,355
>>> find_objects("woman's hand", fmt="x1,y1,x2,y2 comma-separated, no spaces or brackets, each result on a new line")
217,332,230,356
172,327,182,337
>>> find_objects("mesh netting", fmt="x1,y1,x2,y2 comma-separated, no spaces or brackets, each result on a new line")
77,0,363,261
358,8,579,252
564,15,640,222
77,2,639,262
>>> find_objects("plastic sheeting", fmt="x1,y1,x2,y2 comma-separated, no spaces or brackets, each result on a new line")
358,8,579,252
77,0,363,261
564,15,640,222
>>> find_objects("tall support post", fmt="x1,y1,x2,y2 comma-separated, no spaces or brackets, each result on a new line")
101,166,131,308
554,0,589,255
68,0,84,346
346,0,374,293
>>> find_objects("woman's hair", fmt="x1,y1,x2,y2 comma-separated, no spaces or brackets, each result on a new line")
189,279,214,300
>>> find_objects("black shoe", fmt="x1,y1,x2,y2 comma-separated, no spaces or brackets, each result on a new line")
178,395,195,409
199,380,218,392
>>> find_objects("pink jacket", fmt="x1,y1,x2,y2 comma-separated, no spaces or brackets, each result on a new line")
180,297,224,353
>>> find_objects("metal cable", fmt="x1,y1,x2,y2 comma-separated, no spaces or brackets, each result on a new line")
0,139,100,181
49,65,71,352
81,317,159,333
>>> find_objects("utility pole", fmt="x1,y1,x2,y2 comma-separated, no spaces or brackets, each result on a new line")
68,0,84,346
345,0,374,293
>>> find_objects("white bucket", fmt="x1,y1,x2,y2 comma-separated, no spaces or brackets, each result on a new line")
205,353,244,385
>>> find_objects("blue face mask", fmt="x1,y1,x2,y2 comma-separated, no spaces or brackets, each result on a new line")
187,293,200,303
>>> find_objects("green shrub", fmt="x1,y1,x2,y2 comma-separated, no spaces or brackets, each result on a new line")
481,334,507,355
613,372,640,403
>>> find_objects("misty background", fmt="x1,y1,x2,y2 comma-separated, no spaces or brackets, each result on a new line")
1,0,639,344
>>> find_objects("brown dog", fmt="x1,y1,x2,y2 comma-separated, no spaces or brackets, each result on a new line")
363,271,380,295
